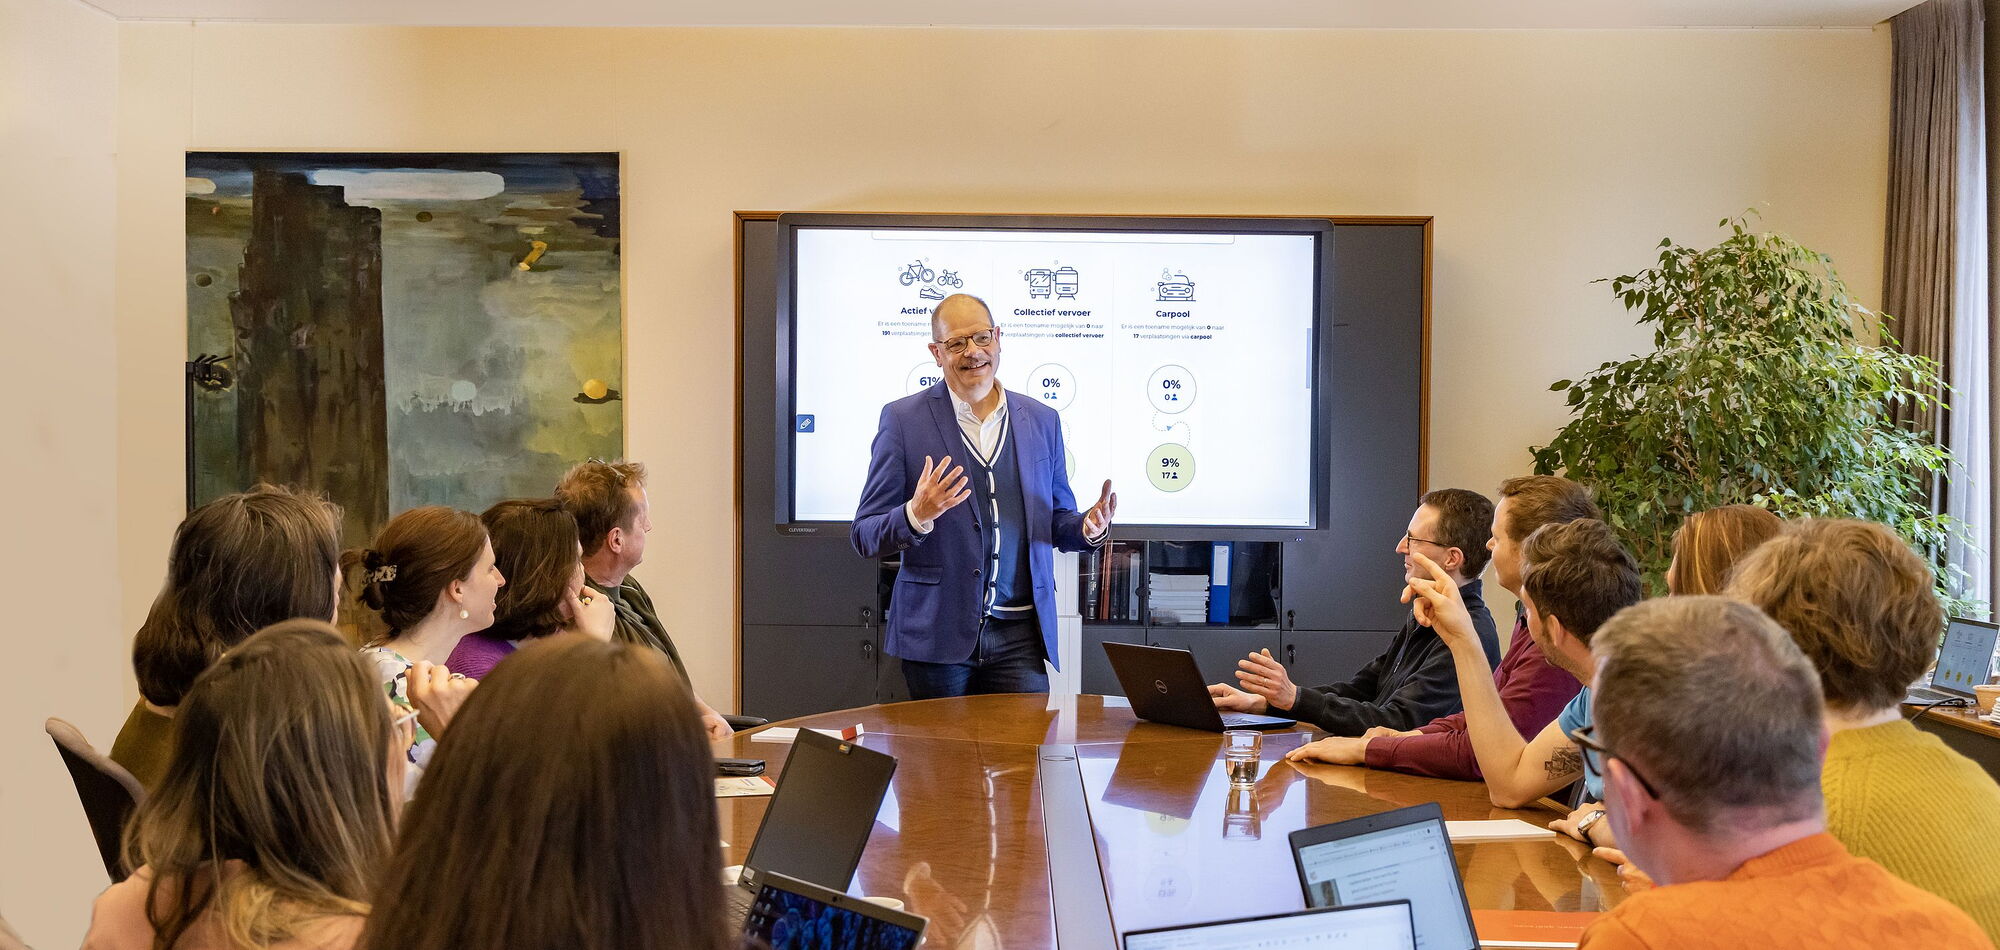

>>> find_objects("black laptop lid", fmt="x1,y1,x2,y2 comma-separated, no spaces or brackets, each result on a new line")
1103,641,1226,730
740,729,897,893
1288,802,1477,950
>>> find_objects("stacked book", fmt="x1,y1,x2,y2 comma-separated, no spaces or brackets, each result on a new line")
1147,572,1210,624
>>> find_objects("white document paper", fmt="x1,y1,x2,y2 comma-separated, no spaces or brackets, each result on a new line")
1444,819,1559,842
748,725,862,743
715,776,777,798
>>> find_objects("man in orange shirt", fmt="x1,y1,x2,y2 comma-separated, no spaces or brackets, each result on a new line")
1578,596,1990,950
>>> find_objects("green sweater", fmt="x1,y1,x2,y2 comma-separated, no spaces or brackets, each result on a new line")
585,574,691,686
1823,718,2000,941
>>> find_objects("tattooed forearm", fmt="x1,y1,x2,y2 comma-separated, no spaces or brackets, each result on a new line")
1545,746,1582,781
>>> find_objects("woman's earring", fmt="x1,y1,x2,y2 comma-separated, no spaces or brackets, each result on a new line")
459,609,470,620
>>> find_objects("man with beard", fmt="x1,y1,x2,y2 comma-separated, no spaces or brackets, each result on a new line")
852,294,1116,698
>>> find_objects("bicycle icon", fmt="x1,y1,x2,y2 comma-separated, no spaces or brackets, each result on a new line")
937,270,963,288
898,261,936,286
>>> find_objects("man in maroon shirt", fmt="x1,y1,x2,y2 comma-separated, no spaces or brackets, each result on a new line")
1287,475,1596,780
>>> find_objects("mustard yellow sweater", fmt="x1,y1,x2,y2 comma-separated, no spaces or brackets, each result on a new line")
1823,719,2000,941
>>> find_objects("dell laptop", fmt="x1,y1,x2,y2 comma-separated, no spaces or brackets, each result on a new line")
1289,802,1479,950
1122,901,1416,950
1103,641,1295,731
725,728,897,924
738,870,927,950
1906,617,1998,705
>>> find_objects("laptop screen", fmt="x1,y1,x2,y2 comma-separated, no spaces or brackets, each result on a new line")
1295,819,1474,950
1932,618,1999,695
741,730,896,892
1123,902,1415,950
740,881,922,950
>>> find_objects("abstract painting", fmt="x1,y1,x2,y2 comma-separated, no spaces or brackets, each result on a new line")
185,152,622,545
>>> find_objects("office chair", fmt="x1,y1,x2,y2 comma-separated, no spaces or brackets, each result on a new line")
44,718,144,881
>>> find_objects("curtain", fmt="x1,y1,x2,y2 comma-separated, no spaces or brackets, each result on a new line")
1888,0,1990,610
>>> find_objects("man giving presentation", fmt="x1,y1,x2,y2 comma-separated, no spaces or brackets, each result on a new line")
852,293,1116,698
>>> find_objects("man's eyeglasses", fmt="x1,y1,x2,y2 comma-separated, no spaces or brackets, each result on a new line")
1569,724,1659,800
934,328,999,354
1402,532,1451,548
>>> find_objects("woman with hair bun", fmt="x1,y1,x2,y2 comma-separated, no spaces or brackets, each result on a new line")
341,506,503,796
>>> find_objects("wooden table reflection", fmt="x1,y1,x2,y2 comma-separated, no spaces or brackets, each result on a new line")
724,694,1625,949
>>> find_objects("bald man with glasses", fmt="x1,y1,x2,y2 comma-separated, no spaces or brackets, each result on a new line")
852,293,1116,699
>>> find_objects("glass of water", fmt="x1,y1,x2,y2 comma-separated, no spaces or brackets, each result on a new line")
1223,730,1262,786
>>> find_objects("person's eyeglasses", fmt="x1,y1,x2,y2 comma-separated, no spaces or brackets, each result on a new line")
1402,532,1451,548
1569,724,1659,800
934,328,999,354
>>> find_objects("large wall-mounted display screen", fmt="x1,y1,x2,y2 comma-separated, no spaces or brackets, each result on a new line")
776,214,1331,535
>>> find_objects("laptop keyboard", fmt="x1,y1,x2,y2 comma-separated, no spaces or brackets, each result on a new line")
1906,686,1967,705
725,882,755,924
1219,713,1273,727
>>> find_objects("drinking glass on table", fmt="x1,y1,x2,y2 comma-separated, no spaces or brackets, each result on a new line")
1223,730,1262,786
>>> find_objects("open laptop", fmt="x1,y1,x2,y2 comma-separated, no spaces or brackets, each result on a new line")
1906,617,1998,705
1103,642,1295,731
726,728,897,924
1289,802,1479,950
738,870,927,950
1122,901,1416,950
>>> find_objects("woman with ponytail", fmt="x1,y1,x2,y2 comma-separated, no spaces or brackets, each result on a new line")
340,506,502,796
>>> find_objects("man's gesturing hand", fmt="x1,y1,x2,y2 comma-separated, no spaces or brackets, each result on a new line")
910,455,971,525
1401,551,1479,648
1082,480,1117,539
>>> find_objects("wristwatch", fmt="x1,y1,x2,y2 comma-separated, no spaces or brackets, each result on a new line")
1573,807,1608,839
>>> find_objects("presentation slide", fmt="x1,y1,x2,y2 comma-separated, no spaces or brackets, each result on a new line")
1297,823,1474,950
789,226,1319,527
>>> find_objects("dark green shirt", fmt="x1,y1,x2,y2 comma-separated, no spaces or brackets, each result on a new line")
586,574,691,686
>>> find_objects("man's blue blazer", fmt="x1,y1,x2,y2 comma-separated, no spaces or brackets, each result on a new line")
850,383,1095,666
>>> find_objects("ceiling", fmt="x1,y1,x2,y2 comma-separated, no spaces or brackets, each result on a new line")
80,0,1924,29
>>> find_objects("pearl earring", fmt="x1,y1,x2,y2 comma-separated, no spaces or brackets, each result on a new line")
459,609,470,620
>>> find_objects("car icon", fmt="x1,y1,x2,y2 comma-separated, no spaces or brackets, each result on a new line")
1156,274,1195,301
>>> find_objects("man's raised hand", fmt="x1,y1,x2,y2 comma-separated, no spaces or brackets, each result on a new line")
1082,479,1117,538
1401,551,1479,647
910,455,971,524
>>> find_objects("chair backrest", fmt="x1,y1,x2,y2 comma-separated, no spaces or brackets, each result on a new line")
45,718,145,882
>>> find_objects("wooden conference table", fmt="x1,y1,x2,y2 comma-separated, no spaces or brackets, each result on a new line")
721,695,1627,948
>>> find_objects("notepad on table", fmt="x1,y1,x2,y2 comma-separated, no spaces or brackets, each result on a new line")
1444,819,1559,842
715,775,778,798
1472,909,1594,948
748,723,865,743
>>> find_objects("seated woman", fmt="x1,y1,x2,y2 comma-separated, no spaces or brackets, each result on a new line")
113,485,343,790
1727,519,2000,940
85,620,408,950
342,506,502,794
361,637,729,950
446,499,613,680
1553,503,1781,852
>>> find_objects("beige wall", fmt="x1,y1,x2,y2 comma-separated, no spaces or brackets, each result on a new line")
111,24,1893,716
1,0,123,943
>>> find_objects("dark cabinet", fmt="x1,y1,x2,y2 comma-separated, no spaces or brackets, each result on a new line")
1278,629,1400,693
741,624,883,721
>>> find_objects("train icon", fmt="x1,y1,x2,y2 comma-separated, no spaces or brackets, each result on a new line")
1024,265,1081,299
